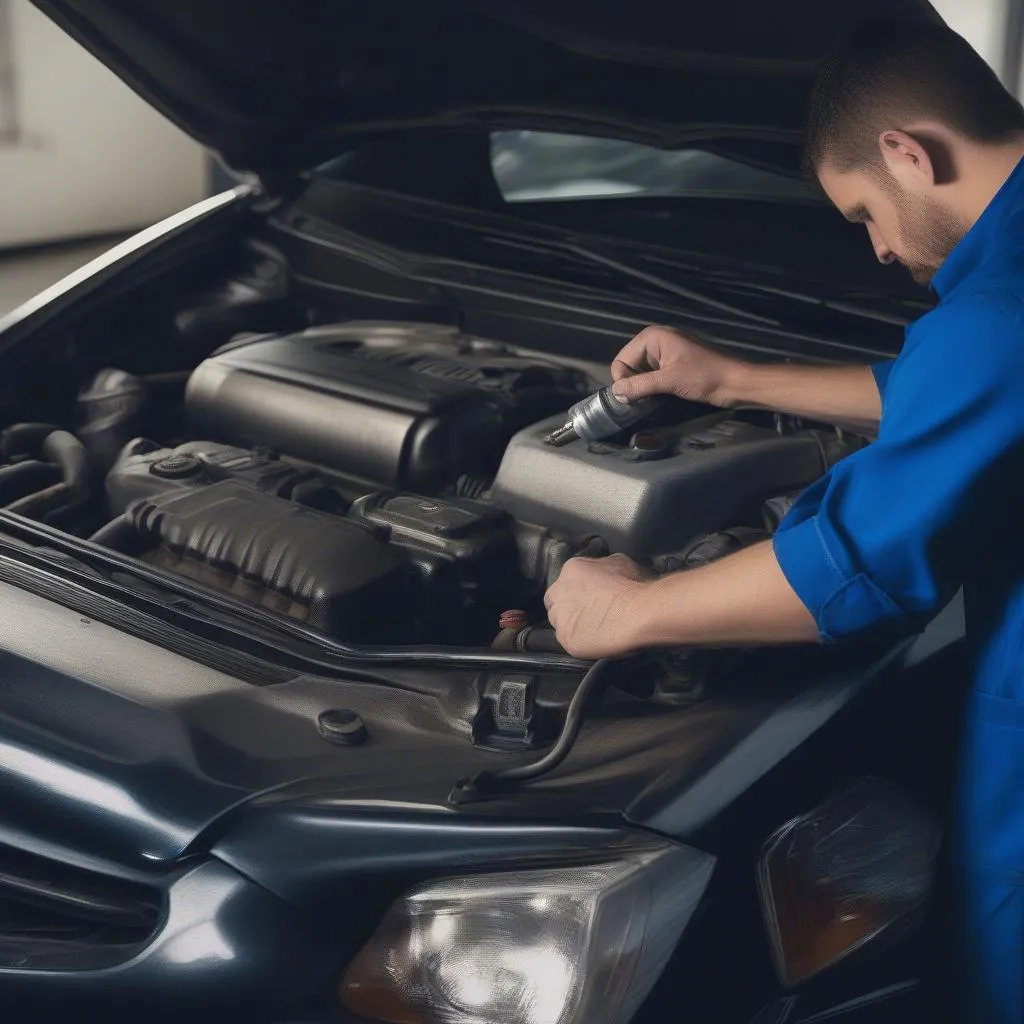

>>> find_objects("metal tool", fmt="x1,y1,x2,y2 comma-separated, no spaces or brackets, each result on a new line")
543,385,662,447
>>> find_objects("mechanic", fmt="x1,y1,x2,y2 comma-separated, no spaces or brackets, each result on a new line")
544,19,1024,1023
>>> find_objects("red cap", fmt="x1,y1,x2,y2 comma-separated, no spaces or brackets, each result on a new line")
498,609,529,630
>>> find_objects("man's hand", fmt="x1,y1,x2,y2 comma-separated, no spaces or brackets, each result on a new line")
544,553,652,659
544,542,821,659
610,326,883,433
611,325,746,407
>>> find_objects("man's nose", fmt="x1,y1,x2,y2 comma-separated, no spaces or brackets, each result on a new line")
867,224,896,265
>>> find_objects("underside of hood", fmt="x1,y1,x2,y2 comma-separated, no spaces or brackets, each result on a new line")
32,0,940,180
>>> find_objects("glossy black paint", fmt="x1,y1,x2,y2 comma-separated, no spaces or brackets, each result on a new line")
0,556,964,1020
213,803,637,910
0,566,959,862
0,859,338,1020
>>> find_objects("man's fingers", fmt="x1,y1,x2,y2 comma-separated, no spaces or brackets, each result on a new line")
611,329,663,378
602,553,630,566
611,358,642,382
611,369,672,404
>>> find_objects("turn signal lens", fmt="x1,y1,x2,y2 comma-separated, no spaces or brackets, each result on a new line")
757,779,941,988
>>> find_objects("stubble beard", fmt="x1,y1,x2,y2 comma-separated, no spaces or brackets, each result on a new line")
894,191,968,287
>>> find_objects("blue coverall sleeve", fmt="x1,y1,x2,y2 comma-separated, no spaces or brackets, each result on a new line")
774,298,1024,642
871,358,896,403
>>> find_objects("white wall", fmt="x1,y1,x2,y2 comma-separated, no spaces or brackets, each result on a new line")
0,0,208,249
930,0,1010,76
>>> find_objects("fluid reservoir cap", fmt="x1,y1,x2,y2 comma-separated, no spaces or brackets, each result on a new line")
629,431,664,452
149,453,202,479
317,708,368,746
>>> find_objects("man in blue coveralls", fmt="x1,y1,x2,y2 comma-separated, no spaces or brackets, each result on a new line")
544,18,1024,1021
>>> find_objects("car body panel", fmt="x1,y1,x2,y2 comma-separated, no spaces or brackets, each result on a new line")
0,563,961,870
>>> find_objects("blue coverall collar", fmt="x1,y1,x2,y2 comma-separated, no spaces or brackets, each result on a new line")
932,155,1024,300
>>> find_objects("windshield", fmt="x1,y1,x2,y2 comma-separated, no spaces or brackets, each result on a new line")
490,131,815,204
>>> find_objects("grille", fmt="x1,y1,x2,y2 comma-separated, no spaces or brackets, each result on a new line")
0,842,162,970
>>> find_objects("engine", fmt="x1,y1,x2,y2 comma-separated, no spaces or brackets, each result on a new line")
0,322,863,648
183,322,592,493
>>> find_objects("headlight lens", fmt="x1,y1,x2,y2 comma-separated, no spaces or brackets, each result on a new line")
339,843,714,1024
757,778,942,988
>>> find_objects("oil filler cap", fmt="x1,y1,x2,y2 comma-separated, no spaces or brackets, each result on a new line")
149,453,202,479
623,430,668,461
629,431,663,452
317,708,368,746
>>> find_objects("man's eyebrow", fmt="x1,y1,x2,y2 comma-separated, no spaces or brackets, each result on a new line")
843,205,869,223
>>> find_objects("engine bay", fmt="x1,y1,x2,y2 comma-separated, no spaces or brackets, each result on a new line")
0,320,865,652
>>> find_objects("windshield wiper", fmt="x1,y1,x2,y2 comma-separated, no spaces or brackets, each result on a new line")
274,216,785,337
482,234,781,327
625,249,926,326
491,234,915,329
274,216,896,359
561,243,782,327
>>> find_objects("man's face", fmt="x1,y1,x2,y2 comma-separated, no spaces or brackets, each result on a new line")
817,161,966,286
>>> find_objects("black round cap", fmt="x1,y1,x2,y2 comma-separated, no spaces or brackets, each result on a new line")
149,453,202,479
317,708,368,746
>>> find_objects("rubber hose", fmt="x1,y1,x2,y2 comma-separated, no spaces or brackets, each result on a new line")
0,423,61,463
5,482,69,516
88,515,135,549
514,624,567,655
41,430,91,500
545,535,608,590
449,658,613,802
0,461,60,504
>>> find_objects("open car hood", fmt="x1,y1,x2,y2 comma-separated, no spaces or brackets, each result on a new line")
32,0,940,181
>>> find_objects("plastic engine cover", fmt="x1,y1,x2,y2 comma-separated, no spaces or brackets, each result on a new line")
124,480,414,641
185,322,590,491
491,413,830,560
105,438,327,516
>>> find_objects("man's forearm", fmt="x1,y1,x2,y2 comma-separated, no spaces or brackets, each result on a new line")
720,362,882,433
626,541,821,648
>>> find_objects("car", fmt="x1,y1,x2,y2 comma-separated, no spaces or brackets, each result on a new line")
0,1,962,1022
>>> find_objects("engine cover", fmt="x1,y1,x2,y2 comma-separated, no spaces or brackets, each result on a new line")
185,322,590,491
491,412,836,561
124,479,415,642
101,440,520,645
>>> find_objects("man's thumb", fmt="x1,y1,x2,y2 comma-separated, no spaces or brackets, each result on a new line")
611,370,670,404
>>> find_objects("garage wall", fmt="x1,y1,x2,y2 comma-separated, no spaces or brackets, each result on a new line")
931,0,1011,77
0,0,207,250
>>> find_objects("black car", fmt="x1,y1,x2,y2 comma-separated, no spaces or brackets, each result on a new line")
0,2,960,1022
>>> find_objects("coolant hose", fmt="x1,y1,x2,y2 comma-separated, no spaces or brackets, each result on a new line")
544,535,608,590
3,430,91,516
0,460,61,505
0,422,61,463
513,624,567,654
88,514,135,549
41,430,91,500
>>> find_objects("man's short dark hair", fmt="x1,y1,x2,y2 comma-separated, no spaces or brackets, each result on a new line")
803,19,1024,177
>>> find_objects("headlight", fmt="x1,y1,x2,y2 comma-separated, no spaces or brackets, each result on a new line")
339,843,714,1024
757,778,941,988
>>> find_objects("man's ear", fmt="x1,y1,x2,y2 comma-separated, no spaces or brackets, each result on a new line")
878,130,936,187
